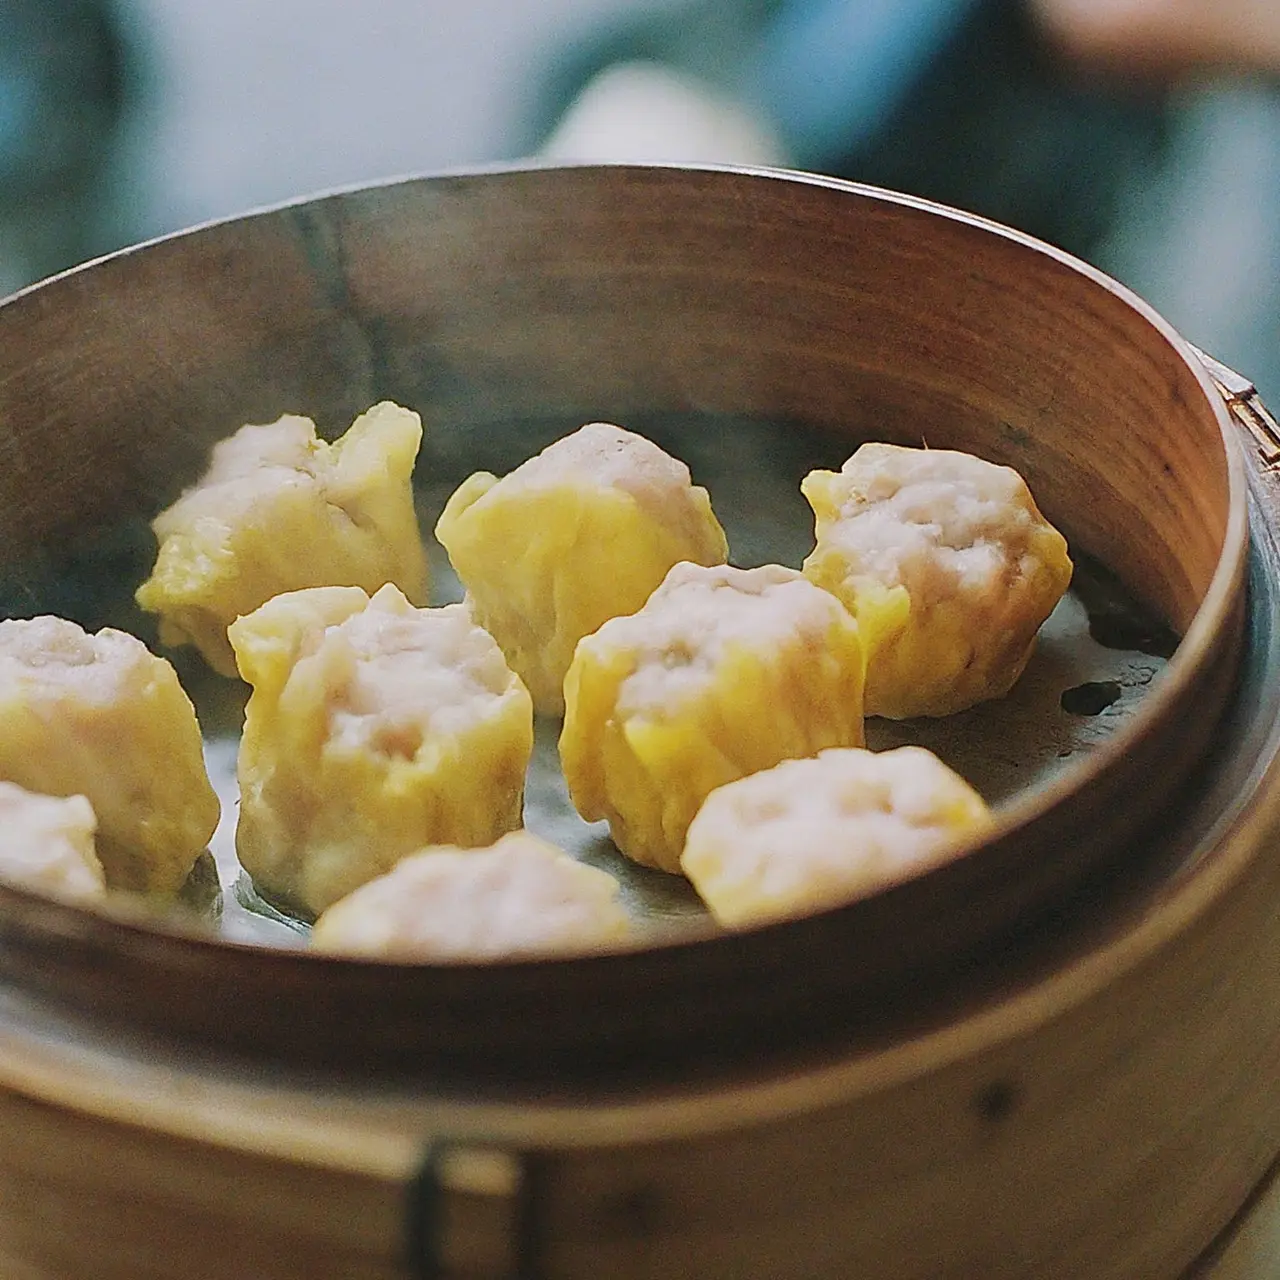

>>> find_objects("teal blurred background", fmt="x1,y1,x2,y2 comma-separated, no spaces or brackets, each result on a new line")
3,0,1277,401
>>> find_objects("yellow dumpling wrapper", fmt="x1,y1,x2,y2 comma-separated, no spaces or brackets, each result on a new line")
0,616,219,894
0,781,106,904
435,422,728,715
230,583,533,916
311,830,630,961
561,562,867,874
137,401,428,677
682,746,991,927
802,443,1073,719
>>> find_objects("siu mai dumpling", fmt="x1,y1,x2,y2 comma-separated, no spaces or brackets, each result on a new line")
802,443,1073,718
0,616,219,894
0,781,105,903
230,583,533,916
311,831,629,961
137,401,428,676
560,562,867,874
682,746,991,927
435,422,728,714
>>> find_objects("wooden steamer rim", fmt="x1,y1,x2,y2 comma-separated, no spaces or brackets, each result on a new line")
0,163,1254,1083
0,164,1276,1277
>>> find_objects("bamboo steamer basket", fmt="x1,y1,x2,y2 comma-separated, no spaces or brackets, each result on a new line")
0,164,1277,1279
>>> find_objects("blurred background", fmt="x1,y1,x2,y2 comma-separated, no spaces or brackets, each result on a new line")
2,0,1278,398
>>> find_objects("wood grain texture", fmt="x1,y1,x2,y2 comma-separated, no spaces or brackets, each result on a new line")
0,1090,406,1280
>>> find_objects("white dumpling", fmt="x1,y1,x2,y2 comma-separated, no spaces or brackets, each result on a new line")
0,781,105,903
802,443,1073,718
310,830,629,961
561,561,867,873
0,616,219,894
137,401,428,676
435,422,728,714
681,745,991,926
230,583,534,916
